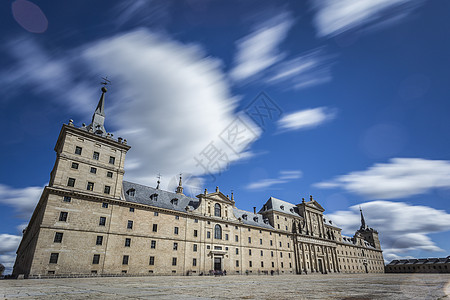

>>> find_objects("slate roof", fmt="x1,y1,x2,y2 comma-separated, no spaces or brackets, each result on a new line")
387,256,450,266
259,197,303,218
122,181,200,212
233,208,274,229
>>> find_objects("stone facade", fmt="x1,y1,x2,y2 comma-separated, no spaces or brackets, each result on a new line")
13,89,384,278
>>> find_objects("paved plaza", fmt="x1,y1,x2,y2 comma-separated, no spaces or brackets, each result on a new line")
0,274,449,299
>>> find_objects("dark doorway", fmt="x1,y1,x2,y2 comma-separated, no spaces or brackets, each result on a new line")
364,263,368,273
318,259,324,274
214,257,222,271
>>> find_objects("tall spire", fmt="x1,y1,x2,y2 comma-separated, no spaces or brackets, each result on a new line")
360,206,367,230
156,173,161,189
87,86,107,136
176,173,183,194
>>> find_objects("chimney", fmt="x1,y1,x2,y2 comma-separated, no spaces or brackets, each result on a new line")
253,207,256,214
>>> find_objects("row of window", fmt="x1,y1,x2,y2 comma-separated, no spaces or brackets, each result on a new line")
71,162,114,178
74,146,116,165
67,178,112,194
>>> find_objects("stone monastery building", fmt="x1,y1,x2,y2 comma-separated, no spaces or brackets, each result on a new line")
13,88,384,278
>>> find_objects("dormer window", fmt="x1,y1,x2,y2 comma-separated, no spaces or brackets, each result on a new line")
126,189,135,196
242,214,248,220
290,208,294,213
253,217,258,222
171,198,178,206
150,193,158,201
280,205,284,210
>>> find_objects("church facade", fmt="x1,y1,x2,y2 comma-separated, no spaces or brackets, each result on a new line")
13,88,384,278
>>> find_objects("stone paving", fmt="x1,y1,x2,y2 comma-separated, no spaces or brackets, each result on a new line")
0,274,449,299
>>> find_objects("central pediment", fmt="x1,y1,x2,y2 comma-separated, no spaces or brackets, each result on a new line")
197,191,235,204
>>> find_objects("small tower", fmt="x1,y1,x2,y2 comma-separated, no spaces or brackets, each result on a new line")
176,174,183,194
86,86,107,136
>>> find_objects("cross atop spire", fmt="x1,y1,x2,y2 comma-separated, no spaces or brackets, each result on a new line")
86,86,108,136
360,205,367,230
176,173,183,194
156,173,161,189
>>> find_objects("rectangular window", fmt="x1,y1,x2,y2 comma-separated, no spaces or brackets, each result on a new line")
194,230,198,237
92,254,100,264
54,232,63,243
236,248,239,255
99,217,106,226
67,178,76,187
152,224,158,232
194,219,198,223
129,207,134,212
63,196,71,202
90,167,97,174
149,256,155,265
207,231,211,239
127,220,133,229
193,244,198,252
151,240,156,249
249,249,252,256
261,261,264,267
49,253,59,264
261,250,263,256
93,151,99,160
270,240,273,246
236,260,239,267
288,253,291,258
173,242,178,250
102,202,108,208
172,257,177,266
154,212,159,216
71,162,79,169
287,243,290,248
122,255,129,265
281,262,284,268
175,215,179,220
248,237,251,243
272,262,275,268
235,235,238,242
125,238,131,247
249,261,252,267
87,182,94,191
75,146,82,155
193,258,197,266
107,171,113,178
104,186,111,194
96,236,103,245
59,212,68,222
280,241,282,247
271,251,274,257
260,239,263,245
109,156,115,164
225,234,229,240
280,252,283,258
174,227,179,235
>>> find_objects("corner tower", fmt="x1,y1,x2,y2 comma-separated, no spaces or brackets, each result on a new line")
357,207,381,250
49,87,130,199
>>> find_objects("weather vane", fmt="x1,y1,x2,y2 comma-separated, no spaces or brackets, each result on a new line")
101,76,111,87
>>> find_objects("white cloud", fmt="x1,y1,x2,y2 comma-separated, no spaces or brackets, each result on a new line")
81,29,262,186
0,29,265,188
266,48,333,90
328,201,450,263
247,170,302,190
315,158,450,199
0,234,21,275
278,107,336,132
112,0,171,28
311,0,424,37
0,184,42,218
230,12,294,82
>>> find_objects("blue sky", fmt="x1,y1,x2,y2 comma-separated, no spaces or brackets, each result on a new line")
1,0,450,273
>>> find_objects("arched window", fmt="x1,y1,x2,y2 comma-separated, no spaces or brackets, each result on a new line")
214,224,222,239
214,203,221,217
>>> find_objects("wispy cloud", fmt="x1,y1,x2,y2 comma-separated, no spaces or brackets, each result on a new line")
0,30,263,188
246,170,302,190
0,184,42,218
278,107,336,132
266,48,334,90
328,201,450,263
111,0,171,28
315,158,450,199
0,234,21,275
311,0,424,38
230,12,294,82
